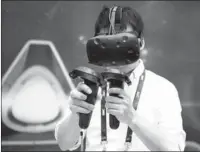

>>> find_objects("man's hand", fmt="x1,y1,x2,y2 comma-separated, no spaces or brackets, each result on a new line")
69,82,94,114
105,88,136,125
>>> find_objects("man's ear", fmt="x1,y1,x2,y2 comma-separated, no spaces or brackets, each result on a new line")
138,36,145,51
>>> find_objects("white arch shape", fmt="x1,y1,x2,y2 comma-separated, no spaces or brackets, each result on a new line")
2,39,75,134
2,39,75,90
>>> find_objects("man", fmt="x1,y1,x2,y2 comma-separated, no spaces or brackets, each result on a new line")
55,5,186,151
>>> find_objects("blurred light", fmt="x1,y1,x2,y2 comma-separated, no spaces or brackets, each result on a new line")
79,35,85,41
78,35,87,45
141,48,148,57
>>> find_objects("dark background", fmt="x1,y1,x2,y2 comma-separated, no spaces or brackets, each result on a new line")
1,1,200,151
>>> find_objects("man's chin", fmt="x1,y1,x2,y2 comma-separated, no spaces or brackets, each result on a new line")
103,66,128,74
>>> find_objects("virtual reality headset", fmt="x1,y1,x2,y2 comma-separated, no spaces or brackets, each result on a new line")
86,6,143,67
86,32,140,66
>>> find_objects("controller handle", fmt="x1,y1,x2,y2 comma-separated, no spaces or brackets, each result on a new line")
69,66,101,129
102,69,131,129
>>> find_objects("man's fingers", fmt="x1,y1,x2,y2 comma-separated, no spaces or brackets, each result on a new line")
73,99,94,111
70,89,87,100
77,82,92,94
105,96,121,104
105,102,121,110
70,105,91,114
108,88,128,98
105,96,127,105
107,109,121,116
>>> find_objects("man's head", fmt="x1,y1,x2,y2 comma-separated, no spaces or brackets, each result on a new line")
94,5,144,39
93,5,145,73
